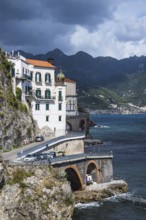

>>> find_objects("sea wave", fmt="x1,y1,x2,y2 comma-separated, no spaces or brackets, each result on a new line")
103,192,134,203
94,125,110,128
75,201,102,209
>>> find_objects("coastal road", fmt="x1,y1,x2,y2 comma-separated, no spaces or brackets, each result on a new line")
2,132,85,162
2,138,52,162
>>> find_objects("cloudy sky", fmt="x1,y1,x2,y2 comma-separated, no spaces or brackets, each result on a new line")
1,0,146,59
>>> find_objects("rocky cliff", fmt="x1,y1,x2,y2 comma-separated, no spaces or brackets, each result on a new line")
0,49,38,150
0,155,74,220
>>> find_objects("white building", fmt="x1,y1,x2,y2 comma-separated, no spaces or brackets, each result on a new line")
55,70,78,116
7,53,32,103
55,70,88,133
7,53,66,137
64,78,78,116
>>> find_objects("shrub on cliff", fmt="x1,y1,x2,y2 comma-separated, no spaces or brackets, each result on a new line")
8,167,34,188
0,48,12,78
16,87,22,101
0,49,37,149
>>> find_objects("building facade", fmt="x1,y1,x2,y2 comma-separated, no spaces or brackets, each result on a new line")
55,70,89,134
7,51,89,138
64,78,78,116
7,53,66,137
55,70,78,116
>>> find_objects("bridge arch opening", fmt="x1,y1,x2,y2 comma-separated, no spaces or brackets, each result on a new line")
79,119,85,131
86,161,98,183
66,122,72,131
65,167,83,191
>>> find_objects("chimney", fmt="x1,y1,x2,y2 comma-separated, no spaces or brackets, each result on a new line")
47,57,55,65
12,50,14,57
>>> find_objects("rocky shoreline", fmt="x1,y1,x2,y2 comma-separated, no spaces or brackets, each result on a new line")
74,180,128,204
88,108,146,115
84,139,103,146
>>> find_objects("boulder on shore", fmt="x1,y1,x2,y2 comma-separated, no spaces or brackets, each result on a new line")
74,180,128,203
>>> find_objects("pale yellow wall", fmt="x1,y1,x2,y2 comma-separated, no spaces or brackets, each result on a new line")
65,82,76,96
47,139,84,155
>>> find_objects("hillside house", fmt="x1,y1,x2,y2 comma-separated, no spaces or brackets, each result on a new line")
7,51,89,137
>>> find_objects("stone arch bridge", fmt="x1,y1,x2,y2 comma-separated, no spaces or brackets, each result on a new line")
50,153,113,191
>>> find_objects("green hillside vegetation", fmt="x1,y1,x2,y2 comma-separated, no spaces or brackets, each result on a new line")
19,49,146,110
0,49,27,113
109,70,146,107
78,87,127,110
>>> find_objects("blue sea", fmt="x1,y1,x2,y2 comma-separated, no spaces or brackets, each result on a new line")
73,114,146,220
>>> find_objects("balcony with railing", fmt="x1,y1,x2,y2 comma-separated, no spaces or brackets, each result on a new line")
25,90,56,100
35,95,56,100
35,80,42,85
25,91,32,97
15,73,32,81
23,74,32,81
25,86,32,97
45,79,52,85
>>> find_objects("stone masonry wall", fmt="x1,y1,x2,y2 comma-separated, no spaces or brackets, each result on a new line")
96,158,113,183
55,158,113,188
83,158,113,184
50,139,84,155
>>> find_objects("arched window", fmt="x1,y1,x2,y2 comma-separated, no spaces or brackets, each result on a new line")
58,91,62,101
35,72,41,82
73,100,76,110
45,73,51,83
79,119,85,131
70,100,72,109
45,90,51,99
36,89,41,98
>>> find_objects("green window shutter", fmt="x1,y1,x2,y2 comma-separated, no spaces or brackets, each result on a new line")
35,104,40,110
35,72,41,82
45,73,51,82
59,103,62,110
45,90,51,99
39,73,41,82
46,103,49,110
36,90,41,98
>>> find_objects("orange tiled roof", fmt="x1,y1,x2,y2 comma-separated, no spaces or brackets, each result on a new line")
64,77,76,83
26,59,55,68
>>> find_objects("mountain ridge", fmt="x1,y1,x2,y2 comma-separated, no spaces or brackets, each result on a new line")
16,48,146,112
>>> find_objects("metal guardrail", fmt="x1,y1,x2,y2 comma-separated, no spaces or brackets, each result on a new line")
17,132,85,159
50,152,113,165
14,152,113,167
35,95,56,100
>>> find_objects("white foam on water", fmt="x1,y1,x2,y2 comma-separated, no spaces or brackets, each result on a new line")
103,192,134,203
118,192,133,199
103,195,119,202
94,125,110,128
75,201,102,209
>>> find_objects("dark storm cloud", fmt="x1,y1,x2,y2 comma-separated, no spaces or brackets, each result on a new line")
4,0,145,58
0,0,114,24
44,0,114,26
0,0,39,21
0,0,114,53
